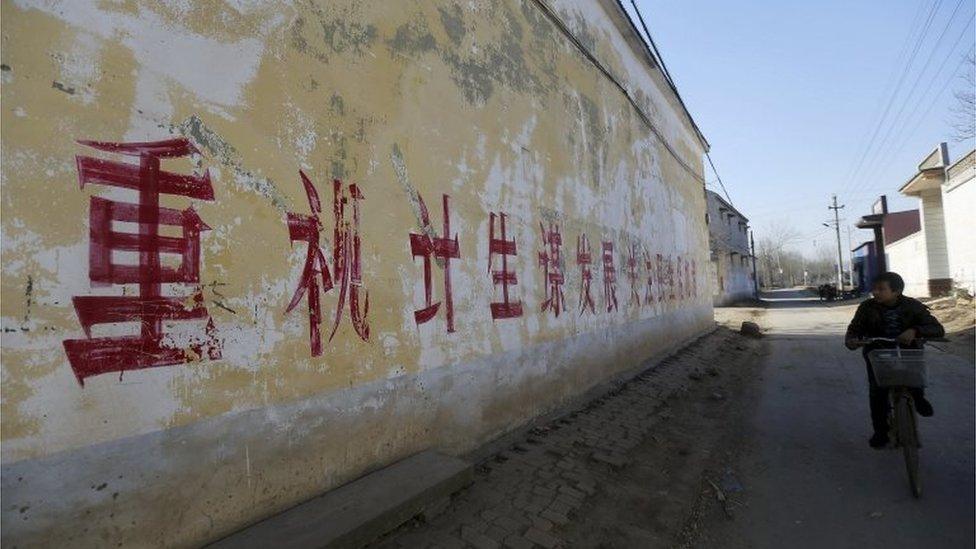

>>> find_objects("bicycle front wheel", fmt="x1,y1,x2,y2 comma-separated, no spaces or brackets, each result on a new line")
896,396,921,498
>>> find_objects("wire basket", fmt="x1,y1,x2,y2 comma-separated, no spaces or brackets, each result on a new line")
868,348,927,388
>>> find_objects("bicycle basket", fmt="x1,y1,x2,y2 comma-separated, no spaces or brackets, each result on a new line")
867,348,927,388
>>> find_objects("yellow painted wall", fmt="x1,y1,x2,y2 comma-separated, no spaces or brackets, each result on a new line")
1,0,711,545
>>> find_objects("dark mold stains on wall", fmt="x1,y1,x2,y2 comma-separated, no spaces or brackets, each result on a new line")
386,19,437,55
176,115,291,211
578,93,608,189
288,2,570,107
379,3,555,106
290,3,377,64
329,93,345,116
437,4,466,46
322,19,377,54
439,3,542,106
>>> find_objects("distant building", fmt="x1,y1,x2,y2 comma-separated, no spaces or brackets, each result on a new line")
851,241,877,291
705,190,753,304
855,195,891,278
858,144,976,297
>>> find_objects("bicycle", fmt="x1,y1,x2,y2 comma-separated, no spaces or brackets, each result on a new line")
855,336,946,498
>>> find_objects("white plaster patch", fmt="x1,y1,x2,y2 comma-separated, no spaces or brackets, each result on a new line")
1,331,184,464
15,0,271,132
50,31,101,104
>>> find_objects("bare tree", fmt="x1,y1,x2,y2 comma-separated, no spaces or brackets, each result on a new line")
950,51,975,143
755,221,802,288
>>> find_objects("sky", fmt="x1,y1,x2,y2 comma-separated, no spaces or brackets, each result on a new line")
624,0,976,258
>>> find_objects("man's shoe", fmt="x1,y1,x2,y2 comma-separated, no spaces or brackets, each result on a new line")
869,432,889,449
915,397,934,417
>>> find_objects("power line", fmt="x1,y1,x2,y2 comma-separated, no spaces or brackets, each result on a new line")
850,1,972,195
839,1,929,187
527,0,707,185
626,0,685,122
705,153,734,207
841,0,944,194
857,18,975,191
848,43,973,201
623,0,735,207
887,52,974,159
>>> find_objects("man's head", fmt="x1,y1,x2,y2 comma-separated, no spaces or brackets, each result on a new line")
871,272,905,305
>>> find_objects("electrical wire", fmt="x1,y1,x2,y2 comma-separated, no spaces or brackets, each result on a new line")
849,1,972,196
840,1,929,186
855,18,975,192
527,0,707,186
840,0,944,194
623,0,736,207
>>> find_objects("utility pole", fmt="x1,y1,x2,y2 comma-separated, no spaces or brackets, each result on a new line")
750,229,759,298
828,195,845,289
846,224,855,290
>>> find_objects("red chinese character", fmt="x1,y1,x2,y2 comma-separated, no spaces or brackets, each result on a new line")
676,256,685,299
690,259,698,298
538,222,566,317
285,172,369,357
626,244,640,307
643,251,656,305
488,212,523,319
664,255,676,300
577,233,596,315
602,240,618,312
63,138,220,385
410,193,460,332
655,254,673,302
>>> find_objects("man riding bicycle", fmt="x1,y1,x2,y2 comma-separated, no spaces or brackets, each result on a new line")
844,272,945,448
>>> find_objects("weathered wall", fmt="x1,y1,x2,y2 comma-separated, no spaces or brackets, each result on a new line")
0,0,711,546
710,253,752,305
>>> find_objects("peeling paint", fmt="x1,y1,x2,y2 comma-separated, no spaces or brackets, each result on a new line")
387,19,437,55
176,115,290,212
1,0,711,547
437,4,466,46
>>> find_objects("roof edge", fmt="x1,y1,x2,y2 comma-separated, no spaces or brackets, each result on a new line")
706,189,748,223
601,0,710,151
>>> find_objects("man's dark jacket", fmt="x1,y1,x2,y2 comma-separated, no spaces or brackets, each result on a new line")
845,295,945,346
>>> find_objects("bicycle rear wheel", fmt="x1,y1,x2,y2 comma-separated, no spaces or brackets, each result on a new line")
896,396,921,498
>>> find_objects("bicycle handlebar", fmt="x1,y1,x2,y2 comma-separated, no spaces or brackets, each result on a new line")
855,336,948,342
850,336,948,346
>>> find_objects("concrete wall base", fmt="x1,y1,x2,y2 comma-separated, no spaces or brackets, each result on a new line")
2,307,711,548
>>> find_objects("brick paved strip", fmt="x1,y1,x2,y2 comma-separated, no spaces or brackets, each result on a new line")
373,330,743,549
524,527,560,548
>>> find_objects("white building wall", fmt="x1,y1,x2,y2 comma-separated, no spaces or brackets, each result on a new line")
918,189,950,280
943,152,976,294
886,232,929,297
711,253,752,305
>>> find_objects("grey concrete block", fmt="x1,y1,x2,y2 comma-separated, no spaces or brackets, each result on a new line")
208,451,472,549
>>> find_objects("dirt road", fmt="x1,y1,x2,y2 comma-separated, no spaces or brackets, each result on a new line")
694,289,975,549
372,288,972,548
